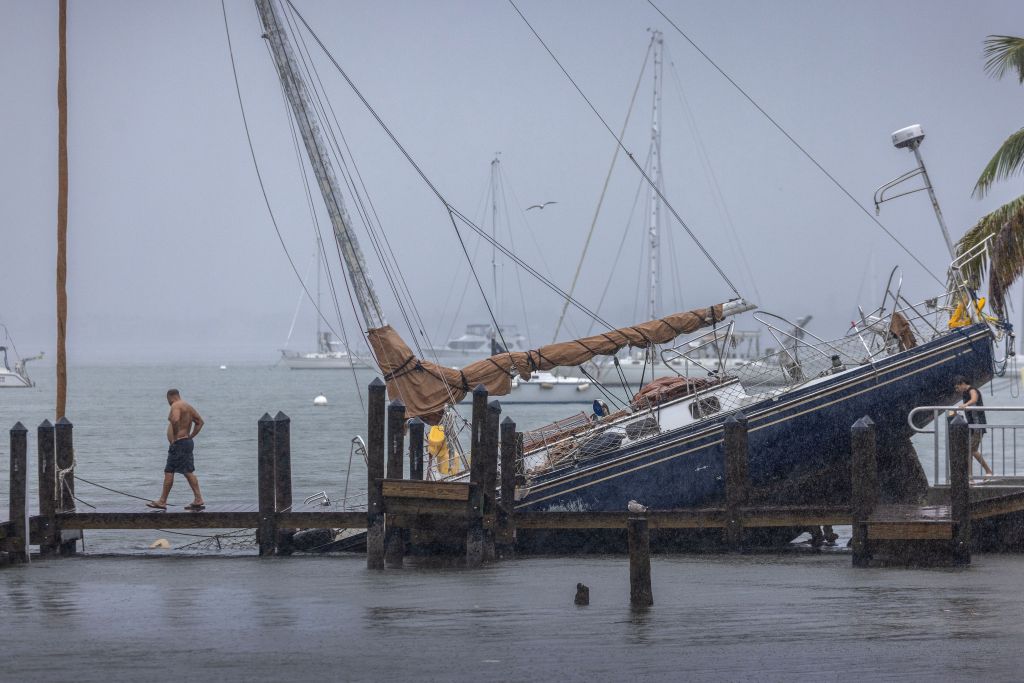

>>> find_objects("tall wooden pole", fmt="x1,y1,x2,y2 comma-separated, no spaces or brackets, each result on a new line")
56,0,69,420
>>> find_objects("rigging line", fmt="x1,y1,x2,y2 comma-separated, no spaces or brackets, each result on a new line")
285,24,414,346
436,176,491,345
664,44,761,302
277,5,401,338
284,0,616,334
278,10,432,410
496,167,533,346
269,2,384,329
585,156,652,337
274,56,366,383
647,0,944,287
221,0,344,346
283,252,317,348
74,475,153,503
552,35,653,343
283,1,469,359
506,0,741,298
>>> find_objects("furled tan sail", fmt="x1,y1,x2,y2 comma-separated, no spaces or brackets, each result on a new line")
368,301,754,422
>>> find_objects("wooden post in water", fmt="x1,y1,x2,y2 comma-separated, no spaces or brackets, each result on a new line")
627,515,653,607
948,415,971,566
466,385,488,568
384,399,406,568
273,411,293,556
482,400,501,561
366,378,387,570
8,423,29,564
54,417,77,555
257,413,277,556
851,416,878,568
37,419,58,556
408,418,424,481
497,416,517,557
723,412,749,551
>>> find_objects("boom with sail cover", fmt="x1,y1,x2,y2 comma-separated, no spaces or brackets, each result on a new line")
369,300,754,422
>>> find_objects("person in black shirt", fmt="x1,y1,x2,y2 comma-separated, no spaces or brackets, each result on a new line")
951,375,992,476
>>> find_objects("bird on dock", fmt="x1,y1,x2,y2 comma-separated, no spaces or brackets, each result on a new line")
526,200,557,211
627,499,648,513
574,582,590,606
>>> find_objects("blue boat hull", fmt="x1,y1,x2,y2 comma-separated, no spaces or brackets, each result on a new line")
518,324,994,514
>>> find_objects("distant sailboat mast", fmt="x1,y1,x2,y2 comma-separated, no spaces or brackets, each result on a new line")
647,30,663,323
255,0,385,331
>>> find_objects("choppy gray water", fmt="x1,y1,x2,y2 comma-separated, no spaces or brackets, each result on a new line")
3,365,1024,680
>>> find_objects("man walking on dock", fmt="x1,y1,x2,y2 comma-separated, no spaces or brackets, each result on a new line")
148,389,206,510
951,376,993,476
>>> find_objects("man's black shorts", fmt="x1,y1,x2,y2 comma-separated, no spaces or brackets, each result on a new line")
165,438,195,474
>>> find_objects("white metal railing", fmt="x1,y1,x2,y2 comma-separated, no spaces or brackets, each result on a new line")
908,405,1024,484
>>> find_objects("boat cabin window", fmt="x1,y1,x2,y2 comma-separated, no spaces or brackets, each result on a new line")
689,396,721,419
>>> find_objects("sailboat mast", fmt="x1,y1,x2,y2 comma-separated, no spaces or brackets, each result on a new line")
647,30,663,322
490,156,500,344
315,235,323,350
255,0,385,330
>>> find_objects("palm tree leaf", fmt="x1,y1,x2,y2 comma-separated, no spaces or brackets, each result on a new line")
956,194,1024,316
973,127,1024,198
983,35,1024,84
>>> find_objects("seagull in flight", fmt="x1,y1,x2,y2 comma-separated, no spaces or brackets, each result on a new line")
526,201,557,211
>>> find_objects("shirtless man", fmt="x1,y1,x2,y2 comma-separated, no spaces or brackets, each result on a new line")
148,389,206,510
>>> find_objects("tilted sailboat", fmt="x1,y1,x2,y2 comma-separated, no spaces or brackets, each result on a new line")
250,1,1005,540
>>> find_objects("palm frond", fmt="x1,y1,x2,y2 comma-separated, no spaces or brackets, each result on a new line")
956,194,1024,316
983,35,1024,83
973,127,1024,198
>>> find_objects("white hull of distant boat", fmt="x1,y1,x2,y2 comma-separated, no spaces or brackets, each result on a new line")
280,350,373,370
502,372,601,404
0,366,33,388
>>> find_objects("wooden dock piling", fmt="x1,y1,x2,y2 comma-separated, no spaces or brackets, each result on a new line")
273,411,293,556
54,417,77,555
948,415,971,566
851,416,878,567
408,418,424,481
466,385,488,568
37,419,58,555
483,400,501,561
384,399,406,568
7,423,29,564
366,378,386,570
497,416,517,557
723,412,749,551
257,413,276,556
627,515,652,607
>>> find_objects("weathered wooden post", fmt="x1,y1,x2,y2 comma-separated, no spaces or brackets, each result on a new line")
273,411,293,556
723,412,749,551
366,378,387,570
54,416,77,555
851,416,878,568
466,384,488,568
948,415,971,566
8,423,30,564
257,413,277,556
627,515,653,607
384,399,406,568
497,416,517,557
482,400,501,562
37,419,58,556
408,418,424,481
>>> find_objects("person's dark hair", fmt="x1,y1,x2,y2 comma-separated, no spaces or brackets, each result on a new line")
167,388,180,398
952,375,968,386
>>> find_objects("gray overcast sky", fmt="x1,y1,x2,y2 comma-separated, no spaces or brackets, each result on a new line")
2,0,1023,364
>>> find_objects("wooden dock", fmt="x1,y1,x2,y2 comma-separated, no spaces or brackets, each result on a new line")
5,382,1024,570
